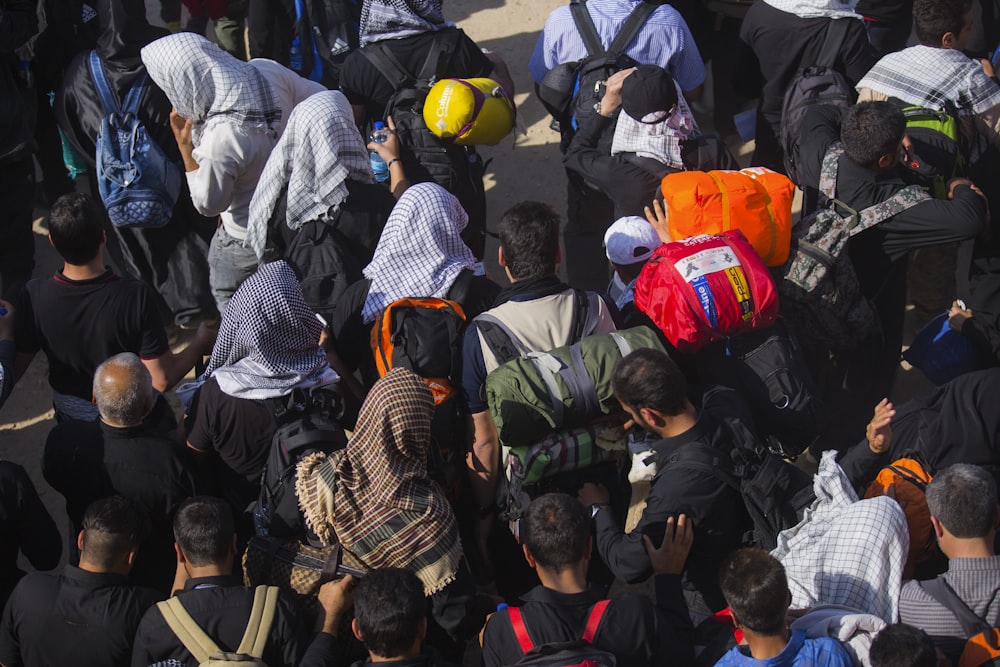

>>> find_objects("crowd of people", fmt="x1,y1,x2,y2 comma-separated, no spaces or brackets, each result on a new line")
2,0,1000,665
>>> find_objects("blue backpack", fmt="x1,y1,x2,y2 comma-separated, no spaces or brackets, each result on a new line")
88,51,180,229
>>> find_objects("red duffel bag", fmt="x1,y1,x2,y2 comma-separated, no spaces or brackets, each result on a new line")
634,230,778,353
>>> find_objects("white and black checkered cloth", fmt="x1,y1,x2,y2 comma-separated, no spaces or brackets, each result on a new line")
246,91,371,259
359,0,452,46
141,32,280,146
857,45,1000,114
610,80,698,170
361,182,475,323
773,451,908,623
205,260,338,399
760,0,862,19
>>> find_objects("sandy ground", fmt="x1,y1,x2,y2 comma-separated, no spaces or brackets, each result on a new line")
0,0,933,567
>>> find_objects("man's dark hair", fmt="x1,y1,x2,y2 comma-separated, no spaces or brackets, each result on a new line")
498,201,561,280
611,348,688,416
719,549,789,635
926,463,998,538
173,497,235,566
840,102,906,169
521,493,590,571
913,0,972,46
870,624,938,667
81,496,148,570
354,568,426,658
48,193,105,265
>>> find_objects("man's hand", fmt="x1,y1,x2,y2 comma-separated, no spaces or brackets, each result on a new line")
865,398,895,455
367,115,402,163
0,300,14,342
947,177,982,200
194,321,218,355
598,67,635,118
948,299,973,331
170,108,199,172
642,514,694,575
578,481,610,507
316,575,356,635
982,58,996,79
644,199,672,244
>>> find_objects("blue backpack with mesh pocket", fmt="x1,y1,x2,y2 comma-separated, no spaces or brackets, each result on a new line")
88,50,181,228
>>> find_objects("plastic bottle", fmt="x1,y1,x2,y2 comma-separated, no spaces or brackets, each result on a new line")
370,121,391,183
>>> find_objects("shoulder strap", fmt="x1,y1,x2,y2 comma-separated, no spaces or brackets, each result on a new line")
507,607,536,654
476,316,524,366
236,585,280,659
581,600,611,643
819,143,844,201
156,596,221,664
360,43,415,91
850,185,929,237
121,74,149,116
569,288,591,344
608,0,658,56
816,18,851,69
920,578,995,639
416,29,461,82
570,0,605,57
88,50,120,115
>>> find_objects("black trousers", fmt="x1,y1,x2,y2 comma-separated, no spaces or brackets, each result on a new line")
0,156,35,299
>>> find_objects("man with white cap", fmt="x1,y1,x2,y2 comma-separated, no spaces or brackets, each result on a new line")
604,215,662,318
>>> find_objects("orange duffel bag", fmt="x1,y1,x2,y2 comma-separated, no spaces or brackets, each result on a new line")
660,167,794,267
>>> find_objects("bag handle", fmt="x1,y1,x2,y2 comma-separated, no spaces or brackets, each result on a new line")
88,51,121,116
920,577,995,639
608,1,658,57
569,0,605,58
508,607,535,654
157,596,221,664
581,599,611,643
236,585,281,658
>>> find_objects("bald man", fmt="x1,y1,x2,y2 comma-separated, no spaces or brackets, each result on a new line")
43,353,197,593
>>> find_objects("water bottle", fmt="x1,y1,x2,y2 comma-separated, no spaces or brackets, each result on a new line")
370,121,391,183
289,36,304,72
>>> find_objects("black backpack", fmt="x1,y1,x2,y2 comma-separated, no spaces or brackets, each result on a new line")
898,102,967,199
289,0,360,89
253,388,348,539
505,600,617,667
359,30,487,258
282,219,363,327
538,0,657,136
666,418,816,552
780,18,855,184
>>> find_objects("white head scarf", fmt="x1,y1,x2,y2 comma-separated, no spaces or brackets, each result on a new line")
361,183,475,323
205,260,338,399
359,0,452,46
761,0,862,19
246,91,372,260
140,32,281,145
610,81,699,170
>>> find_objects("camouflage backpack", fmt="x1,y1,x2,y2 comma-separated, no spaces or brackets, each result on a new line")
779,143,929,350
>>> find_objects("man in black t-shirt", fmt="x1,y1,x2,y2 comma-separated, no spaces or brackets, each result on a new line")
13,194,215,421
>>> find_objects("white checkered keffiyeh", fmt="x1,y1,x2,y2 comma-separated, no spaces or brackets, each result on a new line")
857,45,1000,114
359,0,452,46
205,260,338,399
361,182,475,323
141,32,280,146
760,0,862,19
772,451,909,623
246,91,372,260
610,80,699,170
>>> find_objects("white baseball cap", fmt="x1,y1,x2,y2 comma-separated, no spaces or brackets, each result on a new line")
604,216,661,266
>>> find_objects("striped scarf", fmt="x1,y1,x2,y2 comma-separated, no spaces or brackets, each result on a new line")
296,368,462,594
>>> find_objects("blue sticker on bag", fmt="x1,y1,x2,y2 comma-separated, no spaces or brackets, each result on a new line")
691,276,718,328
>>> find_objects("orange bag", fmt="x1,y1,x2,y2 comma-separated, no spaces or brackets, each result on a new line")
660,167,794,267
864,457,937,579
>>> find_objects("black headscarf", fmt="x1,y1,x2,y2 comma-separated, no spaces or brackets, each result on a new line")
96,0,168,74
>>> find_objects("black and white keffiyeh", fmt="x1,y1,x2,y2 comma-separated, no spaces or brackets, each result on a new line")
361,183,475,323
761,0,862,18
140,32,281,145
205,260,338,399
246,91,372,260
359,0,451,46
611,81,699,169
857,46,1000,114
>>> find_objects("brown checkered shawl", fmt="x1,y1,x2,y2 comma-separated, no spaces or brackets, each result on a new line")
296,368,462,594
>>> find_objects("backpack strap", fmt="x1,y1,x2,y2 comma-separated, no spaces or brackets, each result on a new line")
569,288,593,344
415,29,461,83
569,0,605,58
818,143,844,201
235,585,280,659
156,596,222,664
88,50,120,115
920,577,995,639
360,43,416,91
121,74,149,116
581,599,611,643
507,607,536,654
607,1,658,57
816,17,851,69
849,185,929,238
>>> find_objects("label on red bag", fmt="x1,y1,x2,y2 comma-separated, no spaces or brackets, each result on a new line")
674,246,740,281
724,266,755,322
690,275,718,327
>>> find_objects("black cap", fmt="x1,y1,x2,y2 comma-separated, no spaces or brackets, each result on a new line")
621,65,678,123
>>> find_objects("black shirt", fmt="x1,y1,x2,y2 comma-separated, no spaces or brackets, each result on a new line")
0,565,160,667
339,27,493,122
594,387,754,615
130,575,308,667
15,269,169,400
